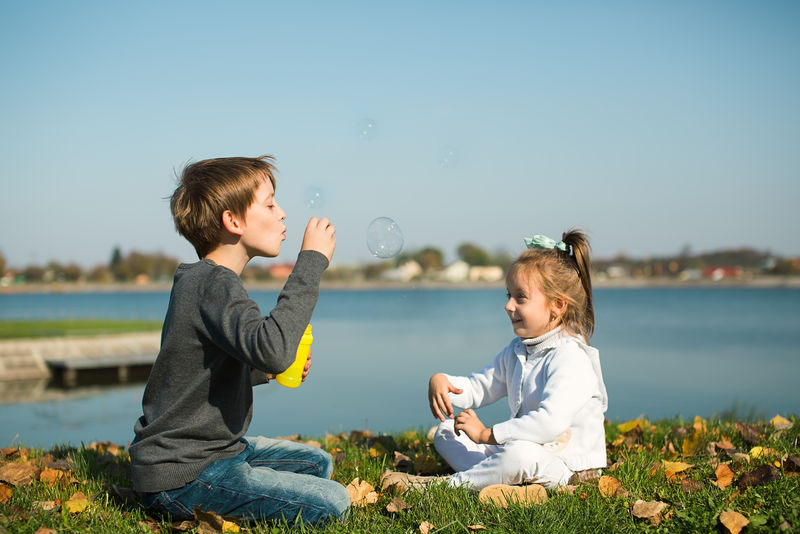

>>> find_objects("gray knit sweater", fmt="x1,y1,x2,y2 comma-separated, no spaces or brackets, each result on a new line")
129,250,328,493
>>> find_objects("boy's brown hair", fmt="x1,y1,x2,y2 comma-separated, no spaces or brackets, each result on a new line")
507,229,594,341
170,155,277,258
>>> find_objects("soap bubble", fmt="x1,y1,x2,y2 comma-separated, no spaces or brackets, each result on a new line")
304,186,325,210
357,118,377,140
366,217,404,258
438,145,458,168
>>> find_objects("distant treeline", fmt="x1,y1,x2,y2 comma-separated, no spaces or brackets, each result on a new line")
0,243,798,285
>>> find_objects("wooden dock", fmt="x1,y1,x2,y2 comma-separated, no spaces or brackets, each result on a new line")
0,332,160,391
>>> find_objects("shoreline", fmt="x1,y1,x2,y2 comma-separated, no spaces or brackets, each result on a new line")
1,275,800,295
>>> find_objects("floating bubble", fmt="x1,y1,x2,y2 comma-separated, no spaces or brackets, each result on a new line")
438,145,458,168
304,186,325,210
366,217,404,259
357,118,377,140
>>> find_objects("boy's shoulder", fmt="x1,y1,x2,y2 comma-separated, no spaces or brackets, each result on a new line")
173,259,243,295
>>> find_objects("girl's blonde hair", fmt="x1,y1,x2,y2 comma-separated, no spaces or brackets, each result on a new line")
507,229,594,341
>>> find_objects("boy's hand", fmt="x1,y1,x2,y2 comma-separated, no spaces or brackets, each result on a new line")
454,409,497,445
428,373,463,422
301,350,312,382
301,217,336,262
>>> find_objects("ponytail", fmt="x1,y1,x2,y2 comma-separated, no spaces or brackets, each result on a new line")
561,229,594,339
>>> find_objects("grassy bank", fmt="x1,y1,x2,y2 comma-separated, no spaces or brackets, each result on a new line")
1,415,798,533
0,320,162,340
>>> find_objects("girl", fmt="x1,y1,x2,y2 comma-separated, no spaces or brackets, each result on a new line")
428,230,608,490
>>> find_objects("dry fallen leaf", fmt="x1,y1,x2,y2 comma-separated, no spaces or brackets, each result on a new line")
0,460,41,486
557,485,577,495
386,497,410,513
737,464,780,489
617,419,645,433
39,467,68,486
712,463,735,490
33,528,58,534
0,482,12,503
783,455,800,476
346,478,379,507
632,499,669,526
32,500,60,512
393,451,413,471
467,525,487,531
598,475,621,497
413,454,441,475
193,507,240,533
719,510,749,534
65,491,90,514
769,414,793,431
419,521,434,534
478,484,547,507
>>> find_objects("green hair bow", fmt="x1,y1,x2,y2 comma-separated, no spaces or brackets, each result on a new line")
524,235,573,256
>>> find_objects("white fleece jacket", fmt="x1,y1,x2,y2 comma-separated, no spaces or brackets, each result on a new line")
445,327,608,472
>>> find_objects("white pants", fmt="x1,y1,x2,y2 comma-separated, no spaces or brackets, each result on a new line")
433,419,573,490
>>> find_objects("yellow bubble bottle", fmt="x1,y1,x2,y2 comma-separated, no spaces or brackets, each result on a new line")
276,325,313,388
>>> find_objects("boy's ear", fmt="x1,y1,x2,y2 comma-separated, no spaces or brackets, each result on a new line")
220,210,245,236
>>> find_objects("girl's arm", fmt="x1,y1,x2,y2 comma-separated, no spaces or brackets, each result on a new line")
491,344,597,444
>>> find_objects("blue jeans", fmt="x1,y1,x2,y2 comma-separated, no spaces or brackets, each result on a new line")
138,436,350,524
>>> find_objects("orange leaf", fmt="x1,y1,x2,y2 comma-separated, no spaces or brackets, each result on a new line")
0,482,12,503
39,467,67,486
712,463,735,490
719,510,749,534
598,475,621,497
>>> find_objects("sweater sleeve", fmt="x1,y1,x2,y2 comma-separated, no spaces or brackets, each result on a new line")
445,344,513,410
199,250,328,375
492,343,597,444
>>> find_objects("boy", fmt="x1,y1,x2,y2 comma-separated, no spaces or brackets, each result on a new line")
130,155,350,524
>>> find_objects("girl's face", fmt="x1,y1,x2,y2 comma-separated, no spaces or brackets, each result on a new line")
504,271,561,339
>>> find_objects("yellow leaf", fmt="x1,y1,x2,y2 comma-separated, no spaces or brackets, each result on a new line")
661,460,693,474
681,432,704,457
598,476,621,497
749,446,778,459
65,491,89,514
617,419,645,433
719,510,749,534
769,414,793,430
221,520,240,533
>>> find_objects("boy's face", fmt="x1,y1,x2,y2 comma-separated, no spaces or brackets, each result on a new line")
504,271,559,339
239,179,286,258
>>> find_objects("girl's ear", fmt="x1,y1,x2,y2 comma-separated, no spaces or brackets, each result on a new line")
220,210,245,236
550,297,568,318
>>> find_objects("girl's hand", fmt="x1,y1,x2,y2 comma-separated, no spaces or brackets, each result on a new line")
301,217,336,262
454,409,497,445
428,373,463,421
301,350,312,382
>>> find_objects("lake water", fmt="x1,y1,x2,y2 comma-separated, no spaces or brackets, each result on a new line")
1,287,799,448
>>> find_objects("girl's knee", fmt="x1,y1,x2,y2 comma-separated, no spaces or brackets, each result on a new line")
433,419,456,449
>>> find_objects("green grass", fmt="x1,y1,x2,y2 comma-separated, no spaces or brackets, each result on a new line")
1,416,798,533
0,320,162,340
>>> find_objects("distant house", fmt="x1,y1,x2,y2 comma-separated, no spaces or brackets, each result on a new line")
703,266,743,281
468,265,504,282
440,261,470,282
268,262,295,279
383,261,423,282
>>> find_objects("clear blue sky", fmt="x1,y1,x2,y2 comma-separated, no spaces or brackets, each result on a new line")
1,1,798,269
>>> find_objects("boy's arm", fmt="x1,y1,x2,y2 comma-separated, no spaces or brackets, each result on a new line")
202,250,329,375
